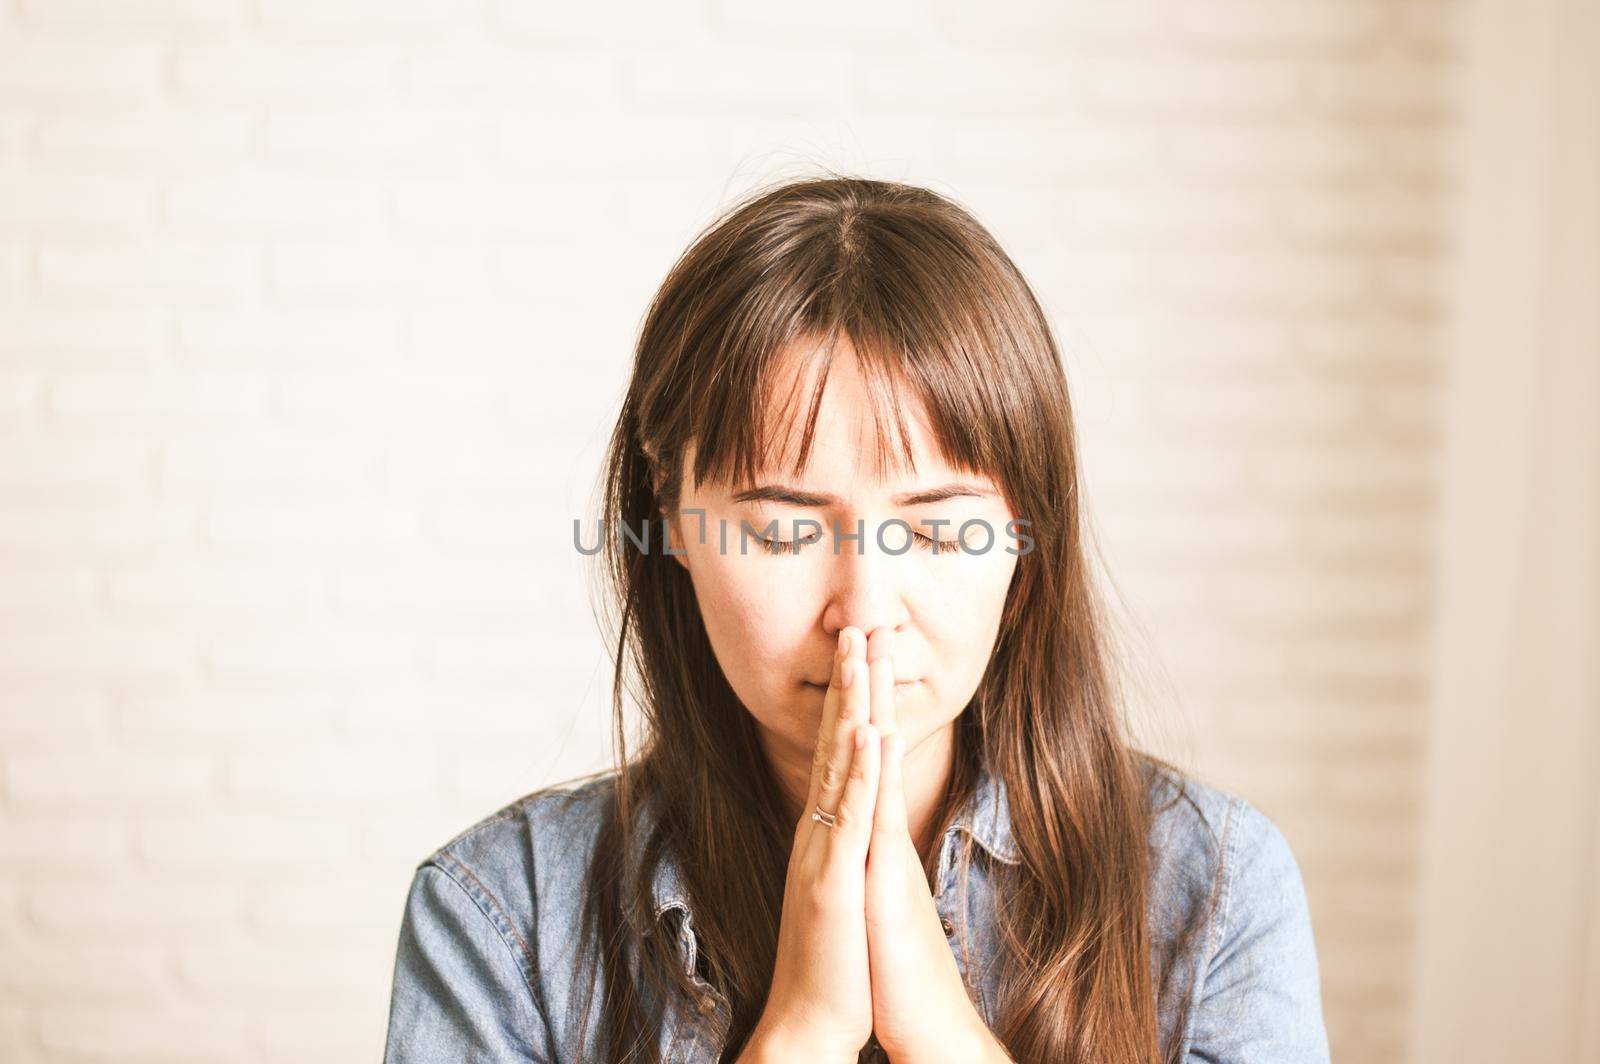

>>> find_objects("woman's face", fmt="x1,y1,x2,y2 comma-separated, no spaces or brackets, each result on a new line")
664,337,1022,771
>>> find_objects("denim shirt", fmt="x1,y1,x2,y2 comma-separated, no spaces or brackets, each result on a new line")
381,759,1331,1062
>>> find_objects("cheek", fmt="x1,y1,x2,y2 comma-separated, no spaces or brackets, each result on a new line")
913,549,1019,711
689,562,766,662
683,546,818,719
925,546,1017,634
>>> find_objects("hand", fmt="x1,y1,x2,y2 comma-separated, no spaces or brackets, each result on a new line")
747,626,880,1063
862,626,1011,1063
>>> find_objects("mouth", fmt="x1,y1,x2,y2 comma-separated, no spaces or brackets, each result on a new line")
803,679,921,689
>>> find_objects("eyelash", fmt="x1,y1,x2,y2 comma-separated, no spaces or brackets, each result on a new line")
755,531,961,556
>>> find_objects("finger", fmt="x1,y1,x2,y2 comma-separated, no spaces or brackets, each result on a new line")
822,721,879,871
841,622,871,745
872,731,909,843
866,626,899,740
807,626,863,821
803,627,853,818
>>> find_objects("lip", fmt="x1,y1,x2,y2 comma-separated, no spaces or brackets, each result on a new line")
803,679,921,688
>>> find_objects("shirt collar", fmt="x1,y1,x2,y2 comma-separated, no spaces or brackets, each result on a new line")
640,758,1020,923
957,757,1022,867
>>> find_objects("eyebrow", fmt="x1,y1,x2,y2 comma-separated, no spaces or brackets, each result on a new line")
730,481,997,507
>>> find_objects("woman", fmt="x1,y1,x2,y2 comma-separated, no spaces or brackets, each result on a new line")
381,175,1330,1063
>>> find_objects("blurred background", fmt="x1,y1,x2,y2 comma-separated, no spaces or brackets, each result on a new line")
0,0,1595,1061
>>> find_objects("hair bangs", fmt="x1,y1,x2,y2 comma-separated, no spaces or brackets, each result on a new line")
693,300,1020,508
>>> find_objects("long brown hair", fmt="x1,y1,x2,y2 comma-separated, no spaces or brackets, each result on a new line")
570,172,1213,1063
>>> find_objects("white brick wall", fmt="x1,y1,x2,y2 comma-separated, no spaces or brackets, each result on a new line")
0,1,1463,1060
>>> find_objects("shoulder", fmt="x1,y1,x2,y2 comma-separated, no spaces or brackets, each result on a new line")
399,768,623,983
1138,756,1309,934
384,771,628,1061
1152,755,1312,902
1137,755,1330,1061
418,768,622,925
1143,757,1250,902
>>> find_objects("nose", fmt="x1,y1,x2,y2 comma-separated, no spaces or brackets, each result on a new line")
820,519,910,640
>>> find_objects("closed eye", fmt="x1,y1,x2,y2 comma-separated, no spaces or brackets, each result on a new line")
910,531,962,554
754,529,962,556
754,530,820,556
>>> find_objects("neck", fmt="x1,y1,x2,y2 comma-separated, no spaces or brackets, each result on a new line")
766,720,957,868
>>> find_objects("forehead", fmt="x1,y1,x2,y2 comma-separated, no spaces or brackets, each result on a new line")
751,334,970,491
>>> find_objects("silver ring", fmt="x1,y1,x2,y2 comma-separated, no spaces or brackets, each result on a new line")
811,805,838,829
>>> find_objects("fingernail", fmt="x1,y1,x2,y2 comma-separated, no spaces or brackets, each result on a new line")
854,726,867,751
840,660,854,688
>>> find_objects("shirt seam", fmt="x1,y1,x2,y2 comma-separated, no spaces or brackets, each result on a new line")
1212,797,1246,966
429,850,549,1034
1175,793,1242,1056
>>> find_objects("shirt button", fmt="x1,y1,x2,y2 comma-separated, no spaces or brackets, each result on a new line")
940,916,954,937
